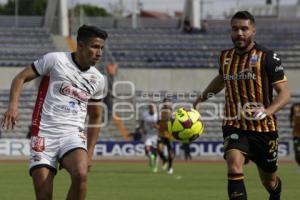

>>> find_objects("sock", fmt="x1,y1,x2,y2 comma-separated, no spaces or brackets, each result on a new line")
157,151,167,163
228,173,247,200
168,157,173,169
268,177,281,200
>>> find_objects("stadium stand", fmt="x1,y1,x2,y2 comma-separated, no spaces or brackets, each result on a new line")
103,18,300,69
0,27,56,67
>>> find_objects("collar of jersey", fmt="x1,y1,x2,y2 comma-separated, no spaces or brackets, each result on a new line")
71,52,90,72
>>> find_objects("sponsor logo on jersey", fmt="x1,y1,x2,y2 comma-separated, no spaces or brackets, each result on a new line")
223,69,256,81
90,75,97,84
59,83,91,102
224,58,230,65
275,65,284,72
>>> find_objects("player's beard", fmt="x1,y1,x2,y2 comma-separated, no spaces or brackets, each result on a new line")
232,36,253,52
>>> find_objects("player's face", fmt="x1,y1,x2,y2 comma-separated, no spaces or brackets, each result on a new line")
148,105,155,114
78,37,105,66
231,19,256,51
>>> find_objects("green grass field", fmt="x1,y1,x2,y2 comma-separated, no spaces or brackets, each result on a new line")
0,161,299,200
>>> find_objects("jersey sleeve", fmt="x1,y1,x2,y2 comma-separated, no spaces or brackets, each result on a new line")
32,53,56,76
266,51,287,84
90,75,106,101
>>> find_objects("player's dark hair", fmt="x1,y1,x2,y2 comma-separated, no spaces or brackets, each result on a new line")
163,97,172,103
77,25,108,43
231,11,255,25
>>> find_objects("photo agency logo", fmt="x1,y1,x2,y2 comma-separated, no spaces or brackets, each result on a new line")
46,80,269,128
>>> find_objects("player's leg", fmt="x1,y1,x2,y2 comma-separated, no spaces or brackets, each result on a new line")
145,135,156,168
29,136,58,200
61,148,88,200
59,132,89,200
181,142,192,160
166,139,174,173
157,138,167,167
223,126,248,200
257,169,281,200
293,137,300,170
31,167,55,200
252,132,281,200
225,150,247,200
150,135,159,172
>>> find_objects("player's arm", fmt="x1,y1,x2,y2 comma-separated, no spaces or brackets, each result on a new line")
193,74,224,108
86,102,102,171
154,120,160,130
1,65,39,130
265,81,290,116
260,51,290,117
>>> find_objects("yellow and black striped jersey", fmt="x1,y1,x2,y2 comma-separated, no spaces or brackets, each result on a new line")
219,43,287,132
157,108,172,139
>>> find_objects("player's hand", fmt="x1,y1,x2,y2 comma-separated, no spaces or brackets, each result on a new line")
193,101,199,109
1,107,19,130
253,107,268,120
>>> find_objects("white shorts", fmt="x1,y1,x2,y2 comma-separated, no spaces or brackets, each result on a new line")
29,132,87,175
145,134,158,147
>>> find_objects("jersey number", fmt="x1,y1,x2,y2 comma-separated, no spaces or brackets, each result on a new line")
268,139,278,153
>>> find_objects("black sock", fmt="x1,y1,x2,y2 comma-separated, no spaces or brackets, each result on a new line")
228,173,247,200
168,157,173,169
268,177,281,200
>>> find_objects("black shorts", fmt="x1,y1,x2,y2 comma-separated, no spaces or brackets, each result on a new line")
157,136,173,151
222,126,279,173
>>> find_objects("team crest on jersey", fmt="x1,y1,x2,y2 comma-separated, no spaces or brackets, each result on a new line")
90,75,97,84
250,55,259,67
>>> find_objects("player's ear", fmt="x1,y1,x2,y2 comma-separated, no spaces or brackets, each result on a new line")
77,40,85,50
251,24,256,35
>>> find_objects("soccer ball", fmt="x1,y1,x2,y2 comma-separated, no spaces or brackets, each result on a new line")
168,107,204,142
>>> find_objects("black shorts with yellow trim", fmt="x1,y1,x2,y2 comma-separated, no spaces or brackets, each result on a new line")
222,126,279,173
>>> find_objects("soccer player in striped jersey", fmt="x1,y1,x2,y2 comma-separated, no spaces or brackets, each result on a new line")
1,25,107,200
194,11,290,200
155,98,174,174
290,103,300,173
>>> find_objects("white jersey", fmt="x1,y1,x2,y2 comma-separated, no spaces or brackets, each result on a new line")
142,111,158,136
31,52,106,137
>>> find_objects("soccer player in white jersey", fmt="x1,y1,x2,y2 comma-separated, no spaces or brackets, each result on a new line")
1,25,107,200
139,103,158,171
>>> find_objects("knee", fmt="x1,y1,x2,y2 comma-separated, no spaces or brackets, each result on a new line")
226,152,244,174
227,165,243,174
261,176,277,189
226,159,243,174
71,168,88,183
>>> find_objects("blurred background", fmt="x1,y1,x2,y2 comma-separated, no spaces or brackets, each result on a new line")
0,0,299,160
